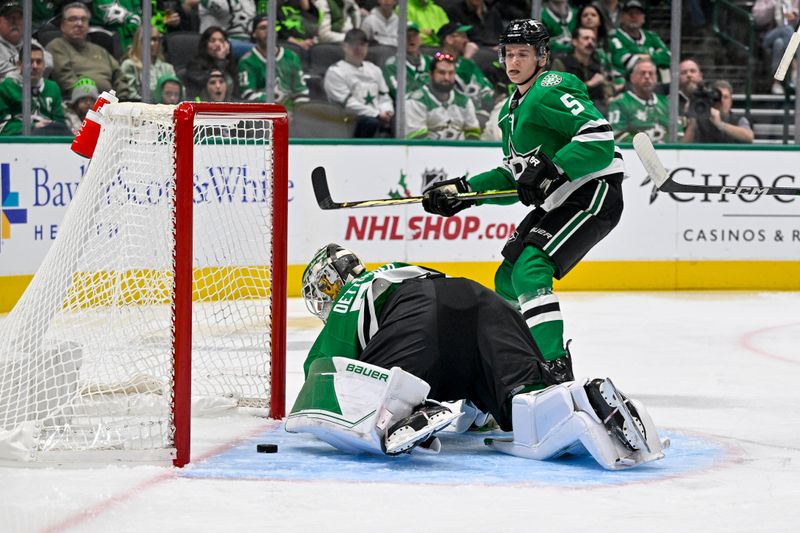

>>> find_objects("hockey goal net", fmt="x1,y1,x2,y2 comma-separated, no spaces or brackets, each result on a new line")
0,102,288,466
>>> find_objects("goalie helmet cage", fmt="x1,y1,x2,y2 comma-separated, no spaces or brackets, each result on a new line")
0,102,288,468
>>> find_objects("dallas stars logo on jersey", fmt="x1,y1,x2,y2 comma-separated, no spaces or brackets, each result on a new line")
540,73,563,87
503,142,543,180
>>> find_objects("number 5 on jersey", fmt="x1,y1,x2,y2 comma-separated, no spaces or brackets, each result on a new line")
560,94,585,116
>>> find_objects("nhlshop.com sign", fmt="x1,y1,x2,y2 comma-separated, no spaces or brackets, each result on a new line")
345,215,517,241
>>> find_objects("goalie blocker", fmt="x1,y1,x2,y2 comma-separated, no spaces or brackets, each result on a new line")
286,357,667,469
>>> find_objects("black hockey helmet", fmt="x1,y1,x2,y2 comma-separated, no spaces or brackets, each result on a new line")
302,243,365,322
498,19,550,64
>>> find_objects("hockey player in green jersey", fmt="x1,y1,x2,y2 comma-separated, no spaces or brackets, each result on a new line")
237,14,309,109
422,19,625,382
287,244,668,469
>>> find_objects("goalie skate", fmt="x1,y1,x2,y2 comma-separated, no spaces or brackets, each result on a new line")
383,400,461,455
584,378,650,453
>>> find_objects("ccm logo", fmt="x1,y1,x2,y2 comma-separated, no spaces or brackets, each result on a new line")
719,186,768,196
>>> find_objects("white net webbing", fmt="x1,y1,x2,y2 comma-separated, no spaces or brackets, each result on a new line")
0,103,277,462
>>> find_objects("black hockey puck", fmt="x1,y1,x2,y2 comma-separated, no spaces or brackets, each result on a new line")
256,443,278,453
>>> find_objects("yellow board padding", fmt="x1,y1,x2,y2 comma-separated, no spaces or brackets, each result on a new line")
0,275,31,313
3,261,800,314
0,267,274,313
287,260,800,295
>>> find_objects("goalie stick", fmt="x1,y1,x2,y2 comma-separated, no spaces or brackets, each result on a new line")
312,166,517,210
632,133,800,197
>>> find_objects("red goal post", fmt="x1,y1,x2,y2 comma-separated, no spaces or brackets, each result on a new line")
173,103,288,467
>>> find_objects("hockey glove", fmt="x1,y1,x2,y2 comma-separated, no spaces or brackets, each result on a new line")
516,152,568,207
422,176,473,217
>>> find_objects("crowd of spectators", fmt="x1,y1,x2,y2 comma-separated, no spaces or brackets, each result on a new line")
0,0,758,142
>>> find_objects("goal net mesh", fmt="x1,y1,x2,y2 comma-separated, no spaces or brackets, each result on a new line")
0,103,277,462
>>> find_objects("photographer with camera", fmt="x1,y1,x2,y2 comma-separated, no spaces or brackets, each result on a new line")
683,80,754,143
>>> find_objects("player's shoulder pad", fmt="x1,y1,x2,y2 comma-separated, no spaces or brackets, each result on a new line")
534,71,591,103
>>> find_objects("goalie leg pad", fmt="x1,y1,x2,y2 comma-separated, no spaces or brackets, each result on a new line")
486,379,667,469
285,357,430,455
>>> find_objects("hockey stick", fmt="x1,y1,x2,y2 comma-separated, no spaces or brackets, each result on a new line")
311,166,518,210
632,133,800,197
775,19,800,81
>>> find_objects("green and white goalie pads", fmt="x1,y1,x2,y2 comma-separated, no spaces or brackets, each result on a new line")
285,357,433,454
486,378,668,470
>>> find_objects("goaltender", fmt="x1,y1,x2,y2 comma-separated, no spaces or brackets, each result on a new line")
285,244,667,470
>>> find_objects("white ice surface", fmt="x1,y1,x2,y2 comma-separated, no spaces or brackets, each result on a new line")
1,293,799,533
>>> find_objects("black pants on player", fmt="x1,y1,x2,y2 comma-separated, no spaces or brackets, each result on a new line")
501,174,624,278
358,276,549,430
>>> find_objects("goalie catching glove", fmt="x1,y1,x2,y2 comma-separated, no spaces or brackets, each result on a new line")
517,152,568,207
422,176,473,217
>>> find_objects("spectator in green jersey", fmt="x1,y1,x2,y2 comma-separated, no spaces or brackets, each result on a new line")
607,58,679,143
608,0,670,82
382,22,431,99
438,21,494,124
237,14,309,109
405,51,480,140
0,43,68,135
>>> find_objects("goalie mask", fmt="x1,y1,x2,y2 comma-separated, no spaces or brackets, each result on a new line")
302,244,365,322
499,19,550,78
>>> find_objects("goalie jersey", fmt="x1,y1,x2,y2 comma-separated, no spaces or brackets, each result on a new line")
303,263,441,378
468,70,624,210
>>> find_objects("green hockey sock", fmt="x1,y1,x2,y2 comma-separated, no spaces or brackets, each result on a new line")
493,259,519,308
512,247,566,361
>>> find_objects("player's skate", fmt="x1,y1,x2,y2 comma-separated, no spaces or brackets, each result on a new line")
542,339,575,384
383,400,461,455
584,377,649,452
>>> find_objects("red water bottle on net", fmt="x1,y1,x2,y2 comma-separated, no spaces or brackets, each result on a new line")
70,90,118,158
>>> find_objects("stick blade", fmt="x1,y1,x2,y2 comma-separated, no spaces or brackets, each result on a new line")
632,133,669,189
311,166,338,210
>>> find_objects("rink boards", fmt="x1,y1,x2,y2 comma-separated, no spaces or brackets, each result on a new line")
1,140,800,311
